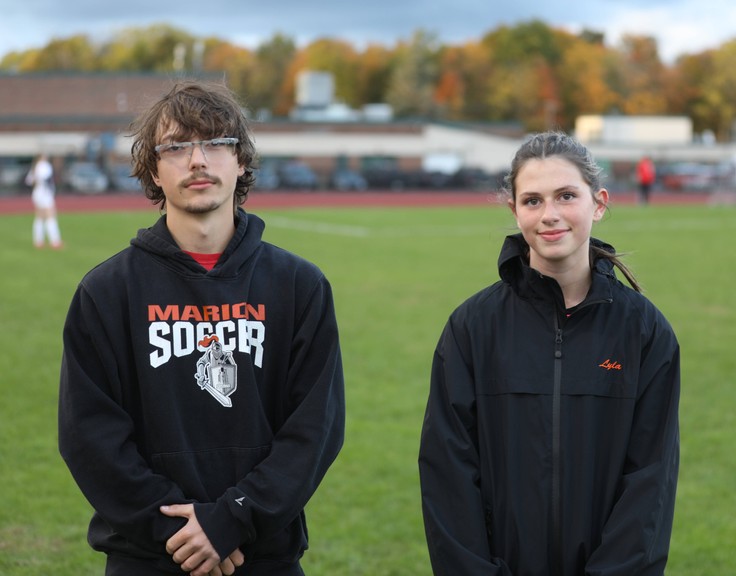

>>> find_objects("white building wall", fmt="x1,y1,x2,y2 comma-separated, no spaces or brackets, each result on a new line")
251,129,426,157
0,132,90,156
423,125,521,172
249,124,521,173
4,123,735,170
576,115,693,145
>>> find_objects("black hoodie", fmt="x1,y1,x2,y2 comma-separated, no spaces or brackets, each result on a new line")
419,234,679,576
59,208,345,575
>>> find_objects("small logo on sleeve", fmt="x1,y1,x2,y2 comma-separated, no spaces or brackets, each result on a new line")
598,359,622,371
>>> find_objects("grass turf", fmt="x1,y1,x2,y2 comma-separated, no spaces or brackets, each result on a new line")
0,201,734,575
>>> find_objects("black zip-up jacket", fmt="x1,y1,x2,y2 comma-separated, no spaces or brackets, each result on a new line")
419,234,679,576
59,209,345,575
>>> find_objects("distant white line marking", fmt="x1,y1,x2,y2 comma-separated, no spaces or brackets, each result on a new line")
266,217,370,237
267,216,494,238
610,217,736,231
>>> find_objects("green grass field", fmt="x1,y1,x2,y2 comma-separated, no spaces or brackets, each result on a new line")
1,201,734,575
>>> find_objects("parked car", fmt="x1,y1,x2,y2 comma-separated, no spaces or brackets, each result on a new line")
446,167,499,190
253,166,280,190
64,162,109,194
331,169,367,191
107,163,140,192
660,162,714,191
415,170,454,189
362,167,418,190
278,162,319,189
0,160,31,190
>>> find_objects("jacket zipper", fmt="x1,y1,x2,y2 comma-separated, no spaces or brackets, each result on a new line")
543,273,611,574
552,315,563,576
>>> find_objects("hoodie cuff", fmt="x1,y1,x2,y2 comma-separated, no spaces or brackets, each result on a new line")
194,498,253,559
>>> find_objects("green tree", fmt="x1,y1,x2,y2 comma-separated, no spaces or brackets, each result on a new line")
558,34,621,125
98,25,196,72
480,21,565,130
248,33,297,116
355,44,393,105
434,41,495,121
201,39,256,108
695,41,736,140
615,34,667,114
666,52,713,134
17,35,98,71
385,30,441,118
482,20,564,67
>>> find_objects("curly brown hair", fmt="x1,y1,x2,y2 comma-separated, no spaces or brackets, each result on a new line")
129,79,257,208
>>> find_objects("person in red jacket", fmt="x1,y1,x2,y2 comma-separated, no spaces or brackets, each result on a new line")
637,155,656,204
419,131,679,575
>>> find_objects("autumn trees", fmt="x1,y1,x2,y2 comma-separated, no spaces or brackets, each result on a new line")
2,20,735,139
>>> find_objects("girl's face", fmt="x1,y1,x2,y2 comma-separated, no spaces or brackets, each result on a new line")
510,156,608,275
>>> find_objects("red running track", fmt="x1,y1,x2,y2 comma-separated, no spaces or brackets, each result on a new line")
0,189,711,215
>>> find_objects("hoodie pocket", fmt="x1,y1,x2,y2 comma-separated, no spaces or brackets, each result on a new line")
152,445,271,502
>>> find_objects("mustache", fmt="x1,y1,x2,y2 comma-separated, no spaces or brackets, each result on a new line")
181,171,222,187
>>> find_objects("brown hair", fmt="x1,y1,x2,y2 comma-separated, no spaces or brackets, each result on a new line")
129,79,256,208
504,131,642,292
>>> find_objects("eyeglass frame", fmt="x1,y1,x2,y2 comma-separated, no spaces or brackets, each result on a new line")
154,137,240,160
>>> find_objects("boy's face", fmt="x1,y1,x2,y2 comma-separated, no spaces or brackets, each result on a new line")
151,122,244,217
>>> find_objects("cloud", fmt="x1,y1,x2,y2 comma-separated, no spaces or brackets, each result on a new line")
604,1,736,61
2,0,735,63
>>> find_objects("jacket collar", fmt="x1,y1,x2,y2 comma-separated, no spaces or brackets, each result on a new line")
498,233,615,307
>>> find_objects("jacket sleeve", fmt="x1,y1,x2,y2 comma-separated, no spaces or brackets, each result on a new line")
585,310,680,575
58,285,191,553
192,275,346,559
418,317,514,576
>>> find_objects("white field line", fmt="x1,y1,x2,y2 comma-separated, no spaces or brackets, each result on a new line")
266,216,494,238
605,216,736,231
378,224,497,238
268,214,735,238
265,216,370,237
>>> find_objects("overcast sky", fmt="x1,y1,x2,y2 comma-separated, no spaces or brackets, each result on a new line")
2,0,735,64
